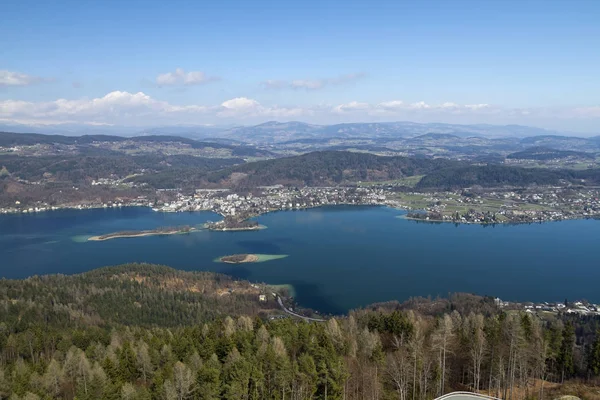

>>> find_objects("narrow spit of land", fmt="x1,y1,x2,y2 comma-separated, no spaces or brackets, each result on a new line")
88,226,195,241
215,254,289,263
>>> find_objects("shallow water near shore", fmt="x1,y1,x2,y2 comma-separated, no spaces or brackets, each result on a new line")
1,205,600,314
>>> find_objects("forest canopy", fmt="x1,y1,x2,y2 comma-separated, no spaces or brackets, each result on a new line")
0,264,599,400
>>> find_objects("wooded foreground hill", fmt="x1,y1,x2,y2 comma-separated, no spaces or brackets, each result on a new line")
0,264,599,399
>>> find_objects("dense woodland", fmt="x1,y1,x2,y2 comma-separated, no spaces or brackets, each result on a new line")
0,155,242,185
415,165,600,190
506,147,595,161
0,132,269,158
209,151,600,190
206,151,461,187
0,264,599,399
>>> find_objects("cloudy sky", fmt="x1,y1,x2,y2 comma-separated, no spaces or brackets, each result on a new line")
1,0,599,132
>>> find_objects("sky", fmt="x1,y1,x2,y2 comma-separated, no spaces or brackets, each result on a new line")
1,0,599,132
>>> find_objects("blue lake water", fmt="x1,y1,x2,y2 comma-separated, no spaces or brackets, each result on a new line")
1,206,599,314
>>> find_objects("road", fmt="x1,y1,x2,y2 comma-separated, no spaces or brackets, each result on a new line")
434,392,502,400
276,295,326,322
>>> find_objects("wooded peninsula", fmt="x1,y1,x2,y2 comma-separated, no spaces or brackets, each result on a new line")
0,263,599,400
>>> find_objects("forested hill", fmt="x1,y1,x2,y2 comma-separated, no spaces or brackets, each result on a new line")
207,151,600,189
207,151,461,187
506,146,596,160
1,264,599,400
0,264,275,328
0,131,271,158
415,165,600,189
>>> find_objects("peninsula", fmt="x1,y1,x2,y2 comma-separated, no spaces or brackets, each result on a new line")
205,216,263,231
88,225,195,241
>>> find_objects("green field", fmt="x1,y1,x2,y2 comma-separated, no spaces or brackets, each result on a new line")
358,175,424,188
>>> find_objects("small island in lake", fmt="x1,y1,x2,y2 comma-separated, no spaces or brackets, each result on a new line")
88,225,195,241
219,254,260,263
215,254,289,264
205,216,263,231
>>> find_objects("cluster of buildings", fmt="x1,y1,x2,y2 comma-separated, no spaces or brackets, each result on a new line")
0,197,152,214
152,186,388,217
3,184,600,225
395,188,600,224
91,176,142,187
495,297,600,316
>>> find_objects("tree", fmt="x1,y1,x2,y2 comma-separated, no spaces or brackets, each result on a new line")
136,340,154,384
296,354,318,399
222,348,250,400
386,349,411,400
64,347,92,397
557,322,575,382
41,359,63,398
468,313,486,392
197,354,221,400
588,329,600,377
0,367,11,399
433,315,454,396
169,361,195,400
121,382,137,400
118,342,138,383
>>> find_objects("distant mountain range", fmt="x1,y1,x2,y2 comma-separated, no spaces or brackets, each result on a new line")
1,120,595,144
211,121,585,143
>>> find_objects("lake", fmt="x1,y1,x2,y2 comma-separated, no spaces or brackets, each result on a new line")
1,206,599,314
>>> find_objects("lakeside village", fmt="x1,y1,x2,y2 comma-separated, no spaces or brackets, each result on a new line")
2,183,600,224
495,297,600,317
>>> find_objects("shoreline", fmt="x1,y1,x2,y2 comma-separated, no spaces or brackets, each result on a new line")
205,223,267,232
3,201,599,227
399,214,590,225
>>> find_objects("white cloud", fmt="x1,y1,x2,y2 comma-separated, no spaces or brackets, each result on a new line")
409,101,431,110
262,72,365,91
0,70,47,86
218,97,306,118
333,101,370,113
1,91,598,127
0,92,306,124
156,68,219,86
221,97,260,110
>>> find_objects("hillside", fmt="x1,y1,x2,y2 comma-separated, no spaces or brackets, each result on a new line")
206,151,461,187
0,263,275,328
207,151,600,189
507,146,596,160
0,154,241,185
415,165,599,189
0,131,272,158
0,264,598,400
